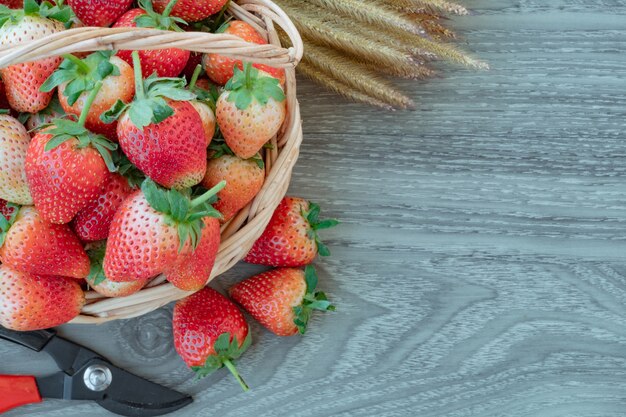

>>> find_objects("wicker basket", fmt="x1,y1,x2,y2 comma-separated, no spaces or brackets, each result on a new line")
0,0,303,324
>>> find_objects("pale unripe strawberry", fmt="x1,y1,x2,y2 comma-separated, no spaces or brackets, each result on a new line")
202,151,265,222
0,114,32,205
216,64,286,159
0,11,66,112
0,264,85,331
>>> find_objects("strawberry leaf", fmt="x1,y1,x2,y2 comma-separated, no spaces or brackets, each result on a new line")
115,153,145,189
0,204,19,248
300,201,339,257
86,241,108,287
142,179,170,213
128,99,157,128
23,0,39,15
292,265,336,334
208,139,264,169
140,179,225,252
103,57,195,129
101,100,129,124
225,63,285,111
39,0,73,25
304,264,318,291
190,332,251,391
135,0,187,31
44,119,119,172
41,52,122,105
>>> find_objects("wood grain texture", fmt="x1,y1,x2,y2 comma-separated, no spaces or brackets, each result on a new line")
4,0,626,415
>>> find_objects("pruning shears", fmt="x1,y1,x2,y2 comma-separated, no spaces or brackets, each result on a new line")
0,327,192,416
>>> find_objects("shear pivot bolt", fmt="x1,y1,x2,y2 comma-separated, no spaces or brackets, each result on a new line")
83,365,113,391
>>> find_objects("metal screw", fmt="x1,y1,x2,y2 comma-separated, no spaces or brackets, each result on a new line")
83,364,113,392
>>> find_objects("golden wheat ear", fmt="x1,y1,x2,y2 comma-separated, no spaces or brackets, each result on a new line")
272,0,485,108
385,0,469,15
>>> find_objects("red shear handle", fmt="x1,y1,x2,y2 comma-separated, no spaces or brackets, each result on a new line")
0,375,42,413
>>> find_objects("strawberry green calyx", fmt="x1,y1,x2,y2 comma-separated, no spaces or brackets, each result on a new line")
102,51,196,129
40,52,121,105
190,332,251,391
141,178,225,252
0,203,20,247
209,139,264,169
225,63,285,110
0,0,72,27
135,0,186,31
86,241,107,286
293,265,336,335
44,81,119,172
210,2,231,33
115,153,145,189
302,202,339,257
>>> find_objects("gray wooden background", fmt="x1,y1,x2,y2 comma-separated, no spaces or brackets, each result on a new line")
4,0,626,415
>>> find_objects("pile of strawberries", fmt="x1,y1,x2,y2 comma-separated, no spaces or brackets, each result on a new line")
0,0,338,390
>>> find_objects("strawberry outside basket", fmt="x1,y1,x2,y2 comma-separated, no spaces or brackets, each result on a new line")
0,0,303,324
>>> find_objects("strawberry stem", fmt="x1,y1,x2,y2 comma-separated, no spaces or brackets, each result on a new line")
78,81,103,127
223,359,249,392
131,51,145,100
190,180,226,208
189,64,202,91
62,53,90,74
162,0,179,17
244,62,252,90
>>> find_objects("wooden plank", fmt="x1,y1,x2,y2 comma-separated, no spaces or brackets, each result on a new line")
4,0,626,415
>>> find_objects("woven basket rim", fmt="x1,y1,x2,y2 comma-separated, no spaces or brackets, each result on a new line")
0,0,304,324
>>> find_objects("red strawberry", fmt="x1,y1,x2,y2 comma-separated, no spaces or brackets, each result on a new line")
67,0,132,27
203,20,286,86
173,287,251,390
0,112,32,205
0,264,85,331
216,64,286,159
114,2,190,78
103,52,206,189
0,0,23,9
0,1,69,112
86,241,149,297
0,79,11,111
103,179,224,284
201,144,264,222
230,266,334,336
181,52,203,81
0,206,90,278
25,126,117,224
42,52,135,141
164,216,220,291
153,0,227,22
71,173,134,241
245,197,339,267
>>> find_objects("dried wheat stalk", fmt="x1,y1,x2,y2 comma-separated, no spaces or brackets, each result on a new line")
273,0,484,108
